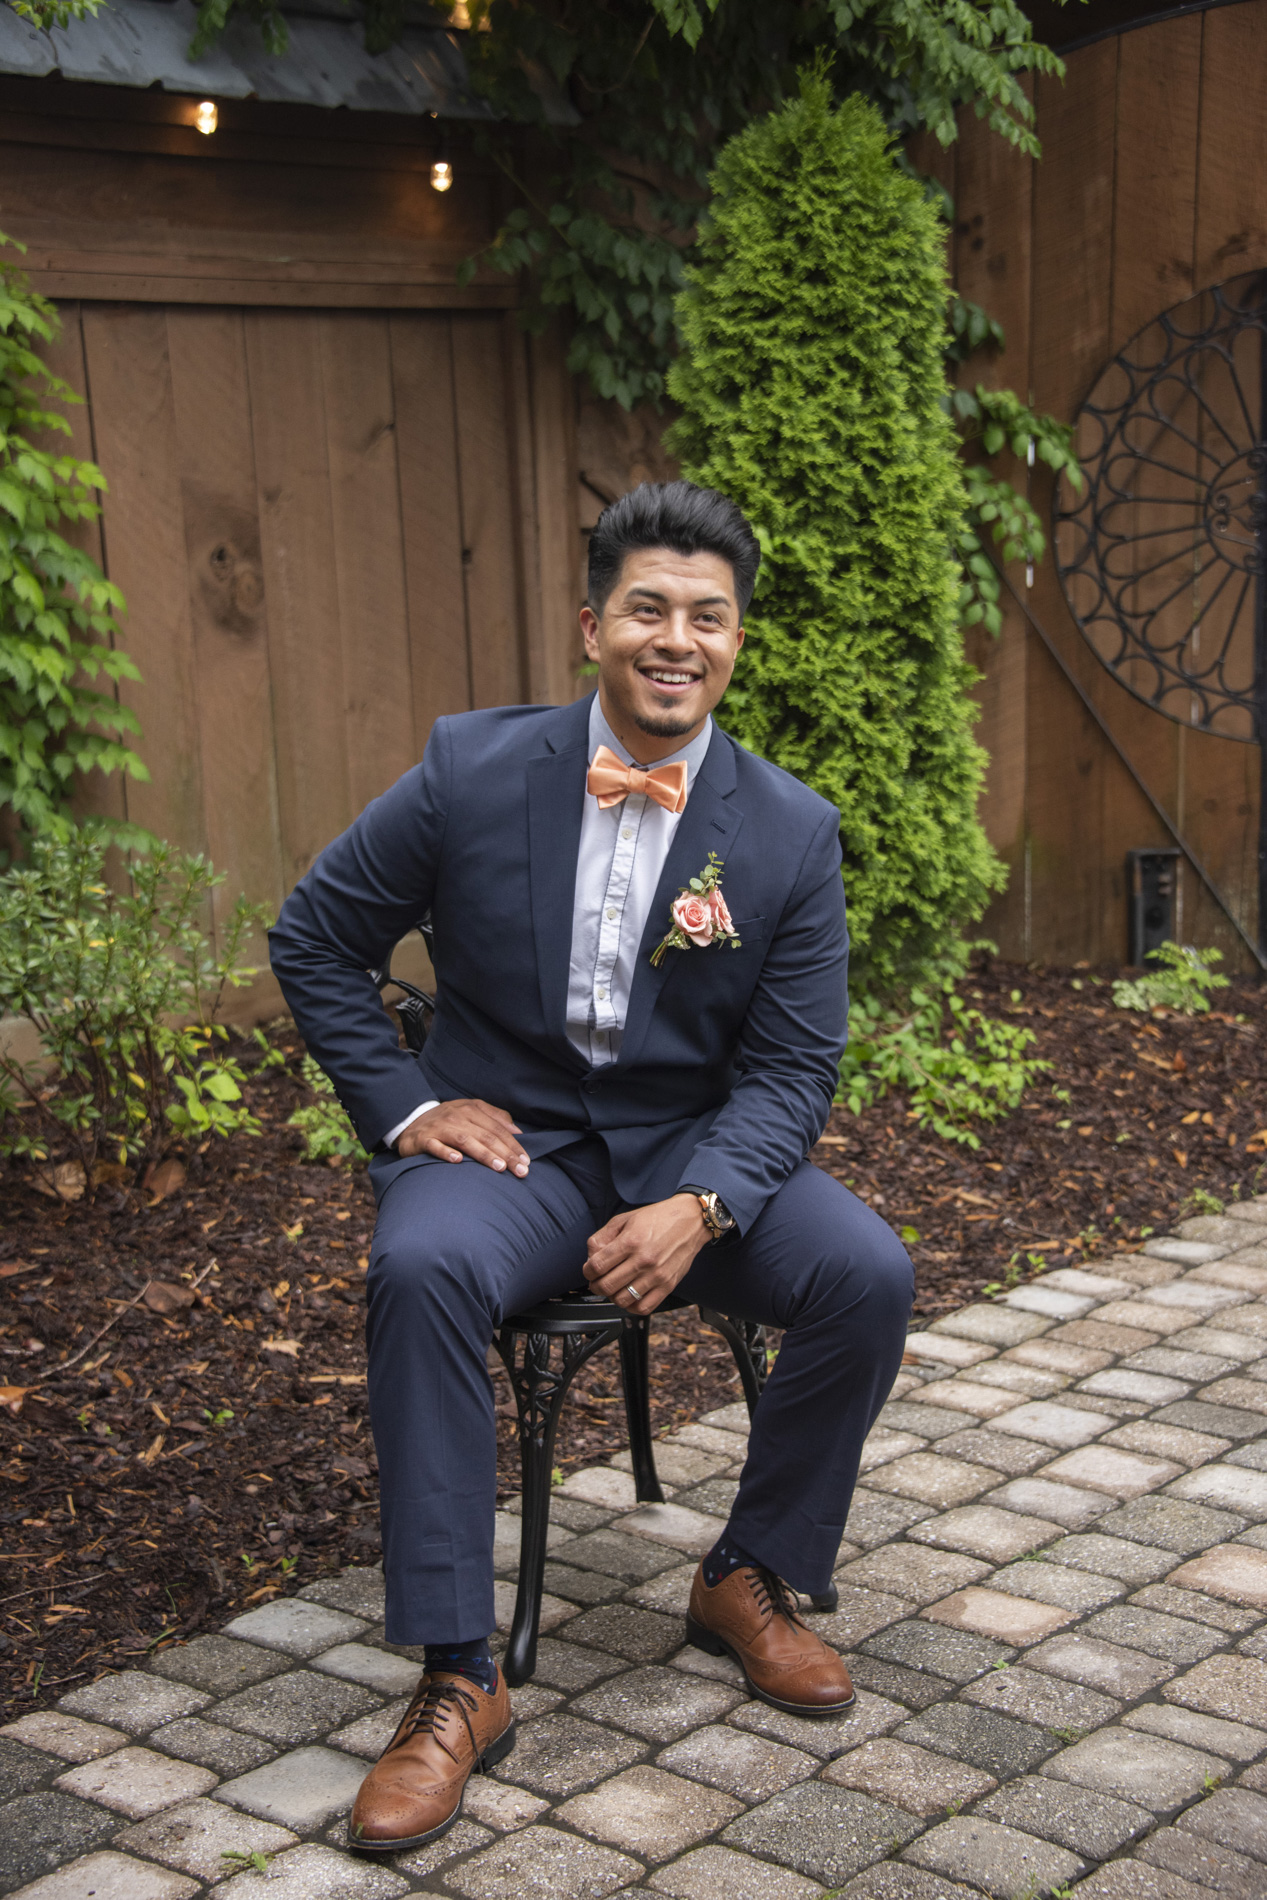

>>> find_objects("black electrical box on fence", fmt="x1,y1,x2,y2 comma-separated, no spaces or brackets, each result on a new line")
1127,849,1180,966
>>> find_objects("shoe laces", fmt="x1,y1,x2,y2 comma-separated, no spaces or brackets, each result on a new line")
388,1674,480,1765
746,1565,807,1630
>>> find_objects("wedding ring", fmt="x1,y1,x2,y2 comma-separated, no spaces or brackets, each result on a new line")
626,1283,642,1302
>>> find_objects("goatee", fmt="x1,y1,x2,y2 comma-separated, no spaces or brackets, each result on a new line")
633,710,696,740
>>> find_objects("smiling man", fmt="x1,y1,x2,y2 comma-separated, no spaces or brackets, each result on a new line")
270,480,913,1856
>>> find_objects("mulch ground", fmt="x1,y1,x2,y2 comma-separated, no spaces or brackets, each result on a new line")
0,953,1263,1715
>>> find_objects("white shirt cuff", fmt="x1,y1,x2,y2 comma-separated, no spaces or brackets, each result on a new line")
384,1102,440,1149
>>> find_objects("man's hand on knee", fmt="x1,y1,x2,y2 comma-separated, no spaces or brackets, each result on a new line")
583,1194,711,1314
396,1100,530,1176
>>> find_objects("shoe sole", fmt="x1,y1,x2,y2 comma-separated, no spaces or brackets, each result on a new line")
685,1615,856,1718
346,1717,517,1854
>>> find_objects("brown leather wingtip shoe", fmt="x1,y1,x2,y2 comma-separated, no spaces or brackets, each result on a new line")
686,1563,855,1718
347,1667,515,1854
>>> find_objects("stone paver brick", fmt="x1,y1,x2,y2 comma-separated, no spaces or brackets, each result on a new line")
922,1587,1071,1645
863,1453,999,1508
822,1736,996,1817
1105,1420,1232,1466
209,1840,410,1896
839,1490,936,1549
560,1529,683,1581
1164,1654,1267,1725
978,1774,1152,1859
1093,1300,1194,1336
903,1333,996,1370
573,1665,742,1742
115,1796,299,1882
673,1423,752,1457
989,1559,1123,1613
0,1793,120,1892
1168,1463,1267,1516
808,1584,912,1652
932,1306,1053,1347
149,1718,278,1777
1124,1702,1267,1762
9,1851,201,1900
1069,1863,1210,1898
726,1688,906,1759
983,1477,1114,1529
326,1701,409,1762
835,1868,984,1900
1168,1542,1267,1611
1138,1825,1266,1900
1093,1494,1247,1552
908,1505,1063,1564
878,1401,973,1441
1005,1339,1115,1375
896,1702,1056,1779
656,1724,817,1804
495,1712,643,1797
1002,1284,1095,1319
211,1668,378,1746
562,1602,683,1662
55,1743,217,1818
149,1635,290,1695
972,1361,1069,1397
528,1636,625,1692
934,1429,1052,1476
1043,1532,1174,1584
0,1737,64,1799
58,1674,210,1736
1048,1319,1163,1355
847,1655,956,1711
1126,1347,1237,1380
444,1823,642,1900
299,1567,387,1623
614,1504,721,1556
387,1816,492,1879
860,1428,928,1472
646,1841,827,1898
722,1781,922,1888
557,1764,744,1862
1145,1237,1230,1263
551,1559,636,1607
902,1815,1083,1899
1200,1377,1267,1415
1042,1445,1184,1498
863,1618,1013,1683
1026,1632,1174,1698
959,1662,1122,1732
0,1712,126,1764
1042,1726,1229,1810
218,1745,371,1830
310,1643,422,1696
1179,1786,1267,1863
222,1600,368,1659
461,1777,551,1832
1081,1605,1228,1664
835,1546,990,1606
1133,1580,1261,1633
1080,1370,1191,1405
905,1380,1022,1419
988,1401,1113,1448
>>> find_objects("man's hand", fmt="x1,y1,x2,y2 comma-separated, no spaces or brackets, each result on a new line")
396,1100,530,1176
583,1194,711,1314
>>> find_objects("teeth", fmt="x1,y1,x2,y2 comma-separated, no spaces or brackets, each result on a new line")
646,672,694,684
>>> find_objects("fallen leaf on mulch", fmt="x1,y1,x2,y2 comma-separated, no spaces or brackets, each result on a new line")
142,1281,195,1316
261,1336,302,1357
29,1162,86,1203
144,1158,187,1204
0,1388,29,1415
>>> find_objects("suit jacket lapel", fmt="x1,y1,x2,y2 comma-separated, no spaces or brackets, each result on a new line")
617,727,744,1072
526,695,592,1065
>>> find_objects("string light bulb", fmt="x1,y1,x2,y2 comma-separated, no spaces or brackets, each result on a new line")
194,100,218,136
430,158,454,192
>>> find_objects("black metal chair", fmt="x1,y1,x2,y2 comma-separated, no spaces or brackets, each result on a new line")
374,926,836,1687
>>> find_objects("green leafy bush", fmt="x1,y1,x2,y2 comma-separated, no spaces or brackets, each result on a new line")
0,832,268,1195
1112,942,1229,1016
839,971,1048,1148
286,1056,369,1165
668,78,1004,994
1,234,145,841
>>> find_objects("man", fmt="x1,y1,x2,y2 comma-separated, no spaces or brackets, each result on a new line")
269,480,912,1856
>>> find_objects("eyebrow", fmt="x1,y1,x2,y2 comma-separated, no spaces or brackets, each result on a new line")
624,587,732,608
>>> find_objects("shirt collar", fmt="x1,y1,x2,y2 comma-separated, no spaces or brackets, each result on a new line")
587,694,712,793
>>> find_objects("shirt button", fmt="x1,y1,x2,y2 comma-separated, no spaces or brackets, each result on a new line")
596,987,607,1000
606,907,618,920
621,827,633,840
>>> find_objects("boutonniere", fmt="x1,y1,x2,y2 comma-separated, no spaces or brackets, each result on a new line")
651,852,742,967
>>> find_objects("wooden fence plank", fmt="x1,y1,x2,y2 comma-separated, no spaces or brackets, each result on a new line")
451,313,528,709
390,313,473,745
528,326,582,708
79,304,205,857
319,312,418,813
243,310,352,887
166,307,285,990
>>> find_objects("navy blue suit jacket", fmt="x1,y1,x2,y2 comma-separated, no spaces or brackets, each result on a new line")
268,694,849,1234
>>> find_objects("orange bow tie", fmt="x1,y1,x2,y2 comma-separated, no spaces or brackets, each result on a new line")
586,744,689,815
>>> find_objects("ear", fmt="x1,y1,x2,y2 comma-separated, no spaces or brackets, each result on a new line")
735,624,745,653
580,604,601,660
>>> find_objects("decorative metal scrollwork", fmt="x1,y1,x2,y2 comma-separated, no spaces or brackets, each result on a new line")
1054,271,1267,742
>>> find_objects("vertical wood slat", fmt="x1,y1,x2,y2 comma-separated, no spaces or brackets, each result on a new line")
165,307,285,985
390,311,474,740
319,311,418,813
451,313,528,709
528,322,582,706
79,305,206,859
243,309,352,886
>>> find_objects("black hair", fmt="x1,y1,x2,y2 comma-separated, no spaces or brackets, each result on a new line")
586,479,761,618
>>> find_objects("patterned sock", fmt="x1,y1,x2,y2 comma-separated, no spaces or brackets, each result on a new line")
423,1636,498,1695
702,1533,761,1589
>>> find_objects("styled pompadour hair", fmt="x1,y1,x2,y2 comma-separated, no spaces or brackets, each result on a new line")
586,479,761,617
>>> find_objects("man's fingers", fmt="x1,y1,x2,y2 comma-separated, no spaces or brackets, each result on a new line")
422,1137,465,1164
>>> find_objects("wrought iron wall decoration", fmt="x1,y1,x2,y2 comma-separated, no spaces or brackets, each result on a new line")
1053,271,1267,744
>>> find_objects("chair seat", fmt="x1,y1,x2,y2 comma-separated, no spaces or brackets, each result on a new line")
502,1288,691,1330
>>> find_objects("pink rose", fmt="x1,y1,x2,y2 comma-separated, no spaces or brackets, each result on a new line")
671,892,715,947
707,887,734,937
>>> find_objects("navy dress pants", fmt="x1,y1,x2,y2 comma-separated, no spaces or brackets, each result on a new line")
365,1141,913,1646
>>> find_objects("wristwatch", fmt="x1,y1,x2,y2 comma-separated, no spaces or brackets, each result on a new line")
681,1184,736,1244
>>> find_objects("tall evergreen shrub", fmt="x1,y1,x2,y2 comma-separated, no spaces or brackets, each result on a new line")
668,77,1003,994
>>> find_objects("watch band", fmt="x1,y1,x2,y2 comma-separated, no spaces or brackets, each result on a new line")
680,1184,736,1243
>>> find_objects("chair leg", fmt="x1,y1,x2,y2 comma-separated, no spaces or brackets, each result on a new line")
618,1318,664,1505
699,1308,769,1422
491,1324,615,1687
